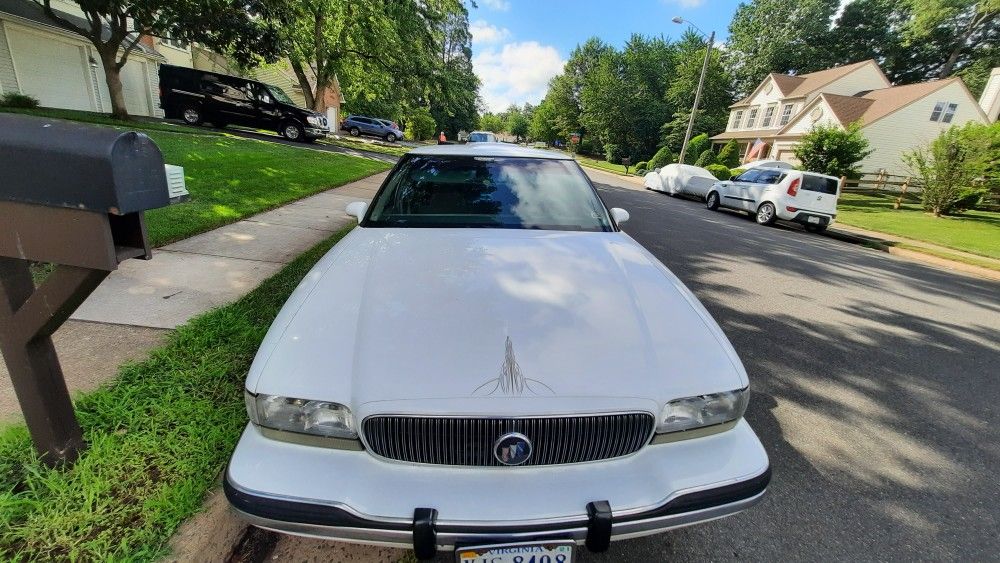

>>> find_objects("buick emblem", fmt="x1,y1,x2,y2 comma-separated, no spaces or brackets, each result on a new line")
494,432,532,466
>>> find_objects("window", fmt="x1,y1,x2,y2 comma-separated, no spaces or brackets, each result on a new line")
942,103,958,123
745,107,759,129
365,156,614,231
734,169,762,183
165,37,189,50
756,169,785,184
779,104,794,126
801,174,840,194
930,102,944,121
761,105,777,128
732,110,744,129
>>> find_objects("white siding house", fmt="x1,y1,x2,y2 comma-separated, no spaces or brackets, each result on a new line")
711,60,995,176
0,0,163,116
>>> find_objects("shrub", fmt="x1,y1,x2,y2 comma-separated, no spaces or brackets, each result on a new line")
635,160,648,171
647,146,674,171
683,133,710,164
730,167,746,177
718,139,741,168
905,122,999,216
794,122,873,177
694,149,718,168
0,92,40,109
403,107,436,141
706,164,732,180
604,143,624,164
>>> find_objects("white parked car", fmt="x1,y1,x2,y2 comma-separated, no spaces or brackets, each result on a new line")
644,163,719,199
225,143,770,561
740,159,793,170
706,168,841,232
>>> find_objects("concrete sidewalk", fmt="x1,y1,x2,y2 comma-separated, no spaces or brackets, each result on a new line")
72,172,386,329
0,171,386,422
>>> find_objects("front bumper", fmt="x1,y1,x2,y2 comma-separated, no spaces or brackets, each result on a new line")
304,126,330,138
224,419,770,554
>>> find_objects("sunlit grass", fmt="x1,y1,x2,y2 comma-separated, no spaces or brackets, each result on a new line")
837,192,1000,260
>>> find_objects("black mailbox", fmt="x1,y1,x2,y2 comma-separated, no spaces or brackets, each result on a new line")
0,113,169,465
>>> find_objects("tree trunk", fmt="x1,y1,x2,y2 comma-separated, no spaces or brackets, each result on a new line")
312,83,329,112
289,60,316,110
99,49,129,120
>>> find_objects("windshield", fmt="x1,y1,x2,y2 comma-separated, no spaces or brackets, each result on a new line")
364,156,613,231
468,132,497,142
266,85,295,105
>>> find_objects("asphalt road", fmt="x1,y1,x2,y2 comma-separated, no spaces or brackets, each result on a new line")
574,169,1000,561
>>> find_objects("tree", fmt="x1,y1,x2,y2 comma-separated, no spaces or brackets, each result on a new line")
504,104,530,142
794,122,874,178
904,0,999,79
905,122,999,215
718,139,742,168
426,4,480,137
404,107,437,141
529,99,561,145
37,0,286,119
478,112,505,132
683,134,711,164
695,149,718,167
724,0,842,96
647,146,674,170
661,31,733,153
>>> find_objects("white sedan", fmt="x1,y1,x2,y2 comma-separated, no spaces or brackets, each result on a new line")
225,143,770,561
643,163,720,199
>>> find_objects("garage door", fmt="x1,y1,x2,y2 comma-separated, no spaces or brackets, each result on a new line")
6,27,92,110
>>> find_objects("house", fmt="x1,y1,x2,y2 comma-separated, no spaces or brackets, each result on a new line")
0,0,164,116
711,59,998,175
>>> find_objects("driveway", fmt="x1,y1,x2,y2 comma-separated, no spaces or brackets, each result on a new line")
576,170,1000,561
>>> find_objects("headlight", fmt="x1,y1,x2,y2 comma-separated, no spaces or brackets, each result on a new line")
306,115,322,126
246,391,356,439
657,388,749,434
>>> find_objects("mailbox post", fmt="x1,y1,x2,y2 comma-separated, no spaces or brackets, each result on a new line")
0,114,169,466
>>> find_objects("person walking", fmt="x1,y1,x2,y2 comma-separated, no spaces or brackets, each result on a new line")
438,131,447,144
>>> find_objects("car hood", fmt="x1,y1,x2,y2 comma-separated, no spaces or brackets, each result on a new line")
247,228,747,414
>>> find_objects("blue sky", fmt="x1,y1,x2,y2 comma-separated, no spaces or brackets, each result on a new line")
468,0,745,112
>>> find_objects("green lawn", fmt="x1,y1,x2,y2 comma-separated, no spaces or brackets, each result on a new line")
1,107,390,246
0,228,352,562
837,192,1000,260
322,137,411,157
573,154,629,174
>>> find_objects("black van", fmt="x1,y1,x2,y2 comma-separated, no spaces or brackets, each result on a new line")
159,64,330,142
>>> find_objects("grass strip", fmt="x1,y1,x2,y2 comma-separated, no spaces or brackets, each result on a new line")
836,192,1000,260
322,137,411,157
0,227,352,562
573,155,628,175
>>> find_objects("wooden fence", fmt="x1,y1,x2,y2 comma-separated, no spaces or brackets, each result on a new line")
841,170,1000,211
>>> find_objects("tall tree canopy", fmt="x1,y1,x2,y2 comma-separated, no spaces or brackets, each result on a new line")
661,30,734,153
724,0,841,96
37,0,286,120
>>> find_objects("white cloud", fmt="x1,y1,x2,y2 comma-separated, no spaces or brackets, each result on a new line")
473,41,565,112
470,20,510,44
480,0,511,11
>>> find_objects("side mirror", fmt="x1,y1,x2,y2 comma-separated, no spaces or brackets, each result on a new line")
345,201,368,222
610,207,630,224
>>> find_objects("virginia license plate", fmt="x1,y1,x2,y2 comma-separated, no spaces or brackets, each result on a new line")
457,541,573,563
807,216,821,224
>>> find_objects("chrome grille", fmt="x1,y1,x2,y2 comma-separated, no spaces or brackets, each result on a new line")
362,413,654,466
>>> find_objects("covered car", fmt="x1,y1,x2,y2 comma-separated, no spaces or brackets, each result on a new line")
643,163,719,199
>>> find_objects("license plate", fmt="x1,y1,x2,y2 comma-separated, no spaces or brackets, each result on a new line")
807,216,820,224
457,541,573,563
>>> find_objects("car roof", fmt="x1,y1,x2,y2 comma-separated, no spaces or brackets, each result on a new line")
749,167,841,181
408,143,573,160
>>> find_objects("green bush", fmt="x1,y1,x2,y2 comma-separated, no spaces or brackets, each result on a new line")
604,143,623,163
0,93,40,109
647,146,674,171
730,167,746,178
683,133,710,164
706,164,732,180
718,139,741,168
905,122,999,216
694,149,718,167
635,160,648,171
403,107,437,141
794,122,873,177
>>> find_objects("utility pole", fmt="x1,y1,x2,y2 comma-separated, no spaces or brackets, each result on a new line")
672,17,714,165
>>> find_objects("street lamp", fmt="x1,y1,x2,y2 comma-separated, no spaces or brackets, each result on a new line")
672,17,715,165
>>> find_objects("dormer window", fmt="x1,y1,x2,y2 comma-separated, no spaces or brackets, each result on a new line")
779,104,794,126
746,107,759,128
732,110,744,129
761,104,777,127
930,101,958,123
